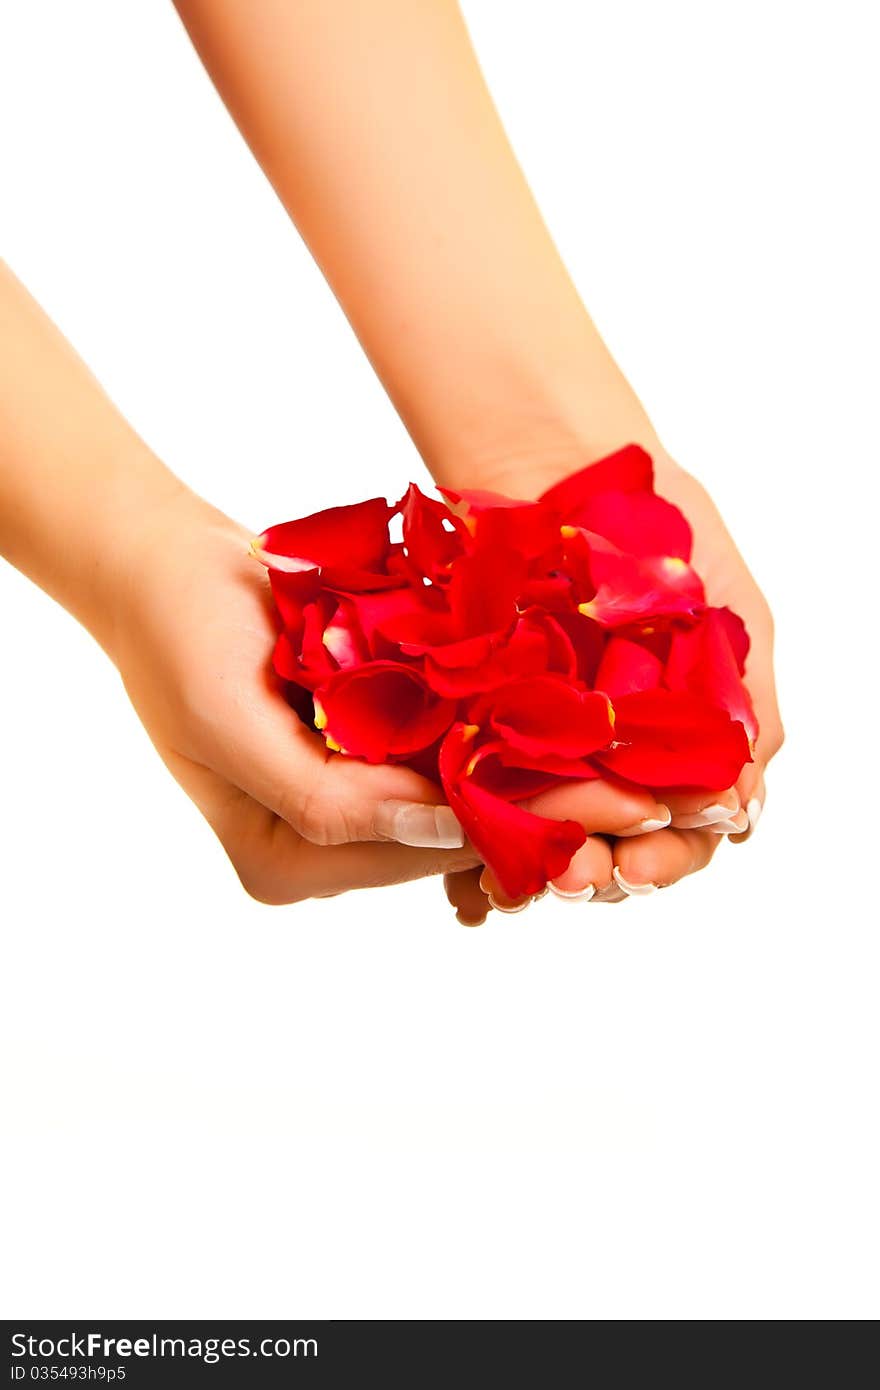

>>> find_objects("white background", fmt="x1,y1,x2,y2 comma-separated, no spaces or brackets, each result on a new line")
1,0,878,1319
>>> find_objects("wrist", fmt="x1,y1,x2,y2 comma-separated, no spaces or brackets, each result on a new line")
103,464,253,671
416,308,665,499
430,389,665,501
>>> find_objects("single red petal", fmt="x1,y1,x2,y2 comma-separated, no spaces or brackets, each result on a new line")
472,676,615,760
577,532,704,628
593,689,752,789
272,630,302,683
253,498,401,590
269,569,320,632
713,606,750,674
594,636,664,698
397,482,468,580
439,486,562,564
315,663,457,763
579,489,692,561
463,741,565,800
538,444,655,519
664,608,758,744
439,725,585,898
439,485,521,511
445,544,526,633
469,739,604,788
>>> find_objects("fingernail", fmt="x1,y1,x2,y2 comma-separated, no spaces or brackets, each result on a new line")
548,882,596,902
612,866,657,896
708,809,750,834
617,805,672,836
487,893,530,915
674,798,741,829
376,800,465,849
533,887,550,901
729,796,763,845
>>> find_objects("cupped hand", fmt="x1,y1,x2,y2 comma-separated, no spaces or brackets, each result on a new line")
111,486,477,904
444,448,784,924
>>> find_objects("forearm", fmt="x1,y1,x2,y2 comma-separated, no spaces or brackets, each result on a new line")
0,262,189,658
173,0,659,493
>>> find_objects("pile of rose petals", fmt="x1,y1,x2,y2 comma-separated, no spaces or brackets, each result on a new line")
251,446,756,898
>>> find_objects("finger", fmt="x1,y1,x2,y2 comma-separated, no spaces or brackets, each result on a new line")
730,769,766,844
547,836,615,902
234,804,479,904
167,751,478,903
444,867,491,926
611,827,720,895
664,786,741,828
477,866,536,915
523,778,672,837
193,661,465,848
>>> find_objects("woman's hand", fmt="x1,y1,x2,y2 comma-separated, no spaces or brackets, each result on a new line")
110,487,477,905
444,448,784,923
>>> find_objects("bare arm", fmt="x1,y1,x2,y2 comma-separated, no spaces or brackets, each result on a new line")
172,0,783,908
172,0,656,492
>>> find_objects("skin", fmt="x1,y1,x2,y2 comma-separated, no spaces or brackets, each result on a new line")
2,2,783,912
171,0,783,914
0,264,479,903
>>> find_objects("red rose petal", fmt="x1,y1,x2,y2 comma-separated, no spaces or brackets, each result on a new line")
398,482,469,581
593,688,752,789
664,608,758,743
472,676,615,761
577,532,705,628
315,663,457,763
579,489,692,561
253,498,402,591
594,636,664,698
538,444,655,518
439,724,585,898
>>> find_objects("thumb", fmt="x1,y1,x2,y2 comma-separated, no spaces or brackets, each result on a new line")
198,684,464,849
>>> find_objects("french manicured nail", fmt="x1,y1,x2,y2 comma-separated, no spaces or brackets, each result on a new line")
533,887,550,901
730,796,764,844
617,805,672,836
487,893,530,914
673,797,740,829
376,800,465,849
709,808,750,835
612,866,657,896
548,882,596,902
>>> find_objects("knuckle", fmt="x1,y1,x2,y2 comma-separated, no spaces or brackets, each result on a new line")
295,778,362,846
294,788,338,845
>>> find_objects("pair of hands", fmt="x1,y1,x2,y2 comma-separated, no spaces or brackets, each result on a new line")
113,457,782,917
